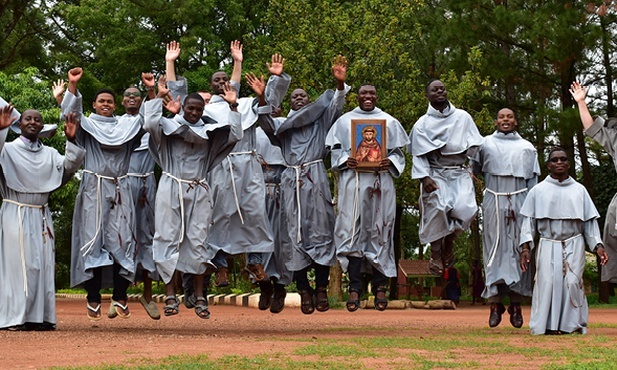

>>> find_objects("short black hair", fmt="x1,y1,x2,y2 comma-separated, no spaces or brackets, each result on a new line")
184,92,205,105
547,146,567,161
93,88,116,102
425,78,442,93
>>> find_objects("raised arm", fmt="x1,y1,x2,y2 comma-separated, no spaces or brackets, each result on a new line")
246,73,266,107
142,73,156,100
570,81,594,130
165,41,181,82
0,105,18,152
67,67,83,95
230,40,243,84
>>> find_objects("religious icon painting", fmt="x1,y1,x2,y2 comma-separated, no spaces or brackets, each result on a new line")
351,119,387,170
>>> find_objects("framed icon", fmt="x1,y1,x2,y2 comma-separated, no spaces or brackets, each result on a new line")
351,119,387,170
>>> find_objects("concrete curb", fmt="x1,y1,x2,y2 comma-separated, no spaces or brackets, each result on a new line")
55,293,449,310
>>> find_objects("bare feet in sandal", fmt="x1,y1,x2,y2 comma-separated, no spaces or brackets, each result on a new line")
346,290,360,312
109,300,131,319
194,297,210,319
164,295,179,316
87,302,102,321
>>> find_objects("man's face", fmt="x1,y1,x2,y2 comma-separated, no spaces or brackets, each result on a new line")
198,92,212,105
210,72,229,95
93,93,116,117
363,129,376,142
121,88,142,114
183,97,205,124
19,109,43,141
290,89,309,111
426,80,447,106
357,85,377,111
547,150,570,177
495,108,517,133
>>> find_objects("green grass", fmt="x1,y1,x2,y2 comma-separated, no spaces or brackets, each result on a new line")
48,328,617,370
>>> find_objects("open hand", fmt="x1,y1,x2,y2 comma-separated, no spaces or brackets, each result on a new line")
0,104,17,130
64,112,80,142
220,82,238,105
569,81,587,103
245,73,265,96
231,40,243,63
332,55,348,82
267,54,285,76
166,41,181,62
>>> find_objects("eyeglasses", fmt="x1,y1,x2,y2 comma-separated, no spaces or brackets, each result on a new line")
549,156,569,163
123,91,141,97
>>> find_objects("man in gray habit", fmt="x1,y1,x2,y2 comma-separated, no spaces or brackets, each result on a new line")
0,105,84,330
409,79,483,277
250,55,350,314
472,108,539,328
62,67,151,320
571,81,617,284
520,147,608,335
326,84,409,312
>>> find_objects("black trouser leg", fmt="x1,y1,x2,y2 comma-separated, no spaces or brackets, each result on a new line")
314,263,330,289
112,263,131,302
371,265,388,294
84,267,103,304
347,256,363,295
294,267,311,291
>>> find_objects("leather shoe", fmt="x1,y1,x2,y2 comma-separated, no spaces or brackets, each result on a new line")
244,263,268,282
508,304,523,328
270,288,286,314
488,302,506,328
214,267,230,287
258,281,273,310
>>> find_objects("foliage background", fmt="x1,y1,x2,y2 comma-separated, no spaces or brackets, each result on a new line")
1,0,616,295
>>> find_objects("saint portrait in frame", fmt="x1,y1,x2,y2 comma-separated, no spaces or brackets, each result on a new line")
351,119,387,170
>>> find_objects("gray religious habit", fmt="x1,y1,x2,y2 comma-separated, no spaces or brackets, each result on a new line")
520,175,603,335
258,80,350,271
144,98,243,284
0,126,85,329
472,131,540,299
62,90,144,288
409,103,483,244
326,107,409,278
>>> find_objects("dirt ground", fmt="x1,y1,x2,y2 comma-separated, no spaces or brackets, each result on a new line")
2,298,617,369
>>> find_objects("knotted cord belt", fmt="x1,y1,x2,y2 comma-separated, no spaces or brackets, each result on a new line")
80,170,128,257
162,172,208,248
288,159,323,243
484,187,528,267
226,151,255,225
3,199,50,296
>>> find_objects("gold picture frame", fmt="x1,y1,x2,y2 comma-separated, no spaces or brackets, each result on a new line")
351,119,387,170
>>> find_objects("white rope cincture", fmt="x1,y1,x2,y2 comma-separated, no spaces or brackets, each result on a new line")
288,159,323,243
3,199,49,297
162,172,207,248
484,187,528,267
80,170,128,257
126,171,154,178
226,151,254,225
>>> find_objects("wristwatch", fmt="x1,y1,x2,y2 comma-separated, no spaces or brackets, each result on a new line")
229,102,239,109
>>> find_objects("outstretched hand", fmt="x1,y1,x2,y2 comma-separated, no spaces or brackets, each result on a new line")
166,41,181,62
267,54,285,76
157,75,169,98
569,81,587,104
332,55,347,82
52,79,66,103
68,67,83,84
142,72,155,88
164,96,181,115
231,40,243,63
220,82,238,105
0,105,17,130
64,112,80,142
245,73,265,97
